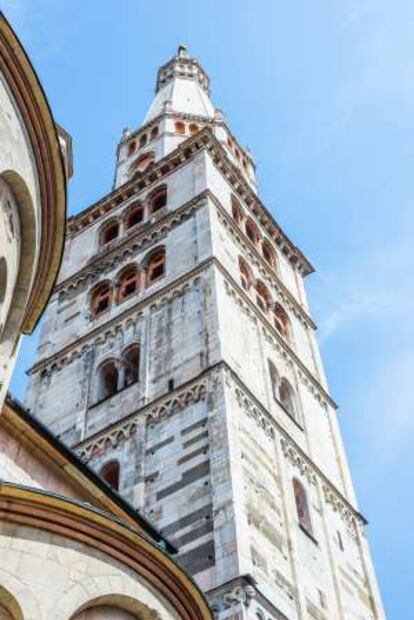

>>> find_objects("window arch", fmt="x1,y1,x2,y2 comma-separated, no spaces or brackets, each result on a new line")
91,282,112,317
122,344,140,388
175,121,186,134
239,256,252,291
231,195,243,225
273,303,290,340
268,359,280,401
146,247,165,285
255,280,270,312
99,219,119,246
130,152,154,175
262,240,276,267
245,217,260,247
116,265,140,303
96,359,119,401
124,202,144,229
99,460,120,490
293,478,313,535
189,123,199,135
150,125,159,140
139,133,147,147
148,185,167,214
128,140,136,156
279,377,297,419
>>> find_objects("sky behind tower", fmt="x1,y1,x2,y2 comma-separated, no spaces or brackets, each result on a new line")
2,1,413,617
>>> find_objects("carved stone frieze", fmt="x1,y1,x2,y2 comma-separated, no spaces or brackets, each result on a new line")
280,437,317,485
234,385,275,440
322,484,359,538
208,583,255,614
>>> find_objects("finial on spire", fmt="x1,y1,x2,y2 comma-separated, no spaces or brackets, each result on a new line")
177,44,188,59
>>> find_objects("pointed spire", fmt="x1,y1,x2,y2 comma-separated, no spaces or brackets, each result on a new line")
143,46,214,123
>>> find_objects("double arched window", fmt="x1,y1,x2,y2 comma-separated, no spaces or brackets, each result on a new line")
231,196,243,225
268,359,298,422
95,344,140,403
90,282,112,317
293,478,313,535
130,152,155,176
262,240,276,267
239,257,252,291
255,280,270,312
273,303,290,341
231,196,278,271
245,218,260,247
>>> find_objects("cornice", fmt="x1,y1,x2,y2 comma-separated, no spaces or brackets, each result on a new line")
27,258,333,410
0,481,212,620
56,190,314,330
73,362,365,536
56,191,209,298
66,127,313,276
0,14,66,333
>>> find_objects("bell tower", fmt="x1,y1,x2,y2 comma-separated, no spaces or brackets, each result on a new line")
26,47,386,620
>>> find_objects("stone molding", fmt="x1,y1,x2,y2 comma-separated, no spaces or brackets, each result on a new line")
77,373,210,461
214,196,315,330
322,484,359,537
66,127,312,275
234,385,275,440
57,191,209,299
280,437,317,486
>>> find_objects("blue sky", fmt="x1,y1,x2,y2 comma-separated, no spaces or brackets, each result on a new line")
2,1,412,616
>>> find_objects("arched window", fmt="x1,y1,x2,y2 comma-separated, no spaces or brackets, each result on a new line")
262,240,276,267
91,282,112,317
268,359,280,401
130,153,154,175
231,195,243,225
239,256,252,291
293,478,313,535
279,377,297,419
117,265,140,302
273,303,290,340
123,344,140,388
175,121,186,134
100,460,120,490
139,133,147,147
148,186,167,214
189,123,199,135
124,203,144,229
227,136,233,149
255,280,270,312
128,140,136,156
99,220,119,246
146,247,165,285
245,218,260,247
150,125,159,139
235,148,240,160
97,360,118,401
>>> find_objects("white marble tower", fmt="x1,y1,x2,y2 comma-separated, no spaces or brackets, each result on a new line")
26,46,386,620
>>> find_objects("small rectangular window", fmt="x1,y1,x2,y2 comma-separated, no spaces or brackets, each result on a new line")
168,378,174,392
337,530,344,551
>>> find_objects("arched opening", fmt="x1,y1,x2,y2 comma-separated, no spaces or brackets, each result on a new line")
97,360,119,401
116,265,140,303
130,153,154,175
268,359,280,402
0,586,24,620
231,195,243,225
90,282,112,317
150,125,159,140
262,240,276,267
122,344,140,388
146,247,165,285
279,377,297,419
239,256,252,292
148,186,167,214
138,133,147,147
127,141,136,156
273,303,290,340
293,478,313,535
124,203,144,229
99,220,119,246
175,121,186,134
189,123,199,135
99,460,120,491
245,218,260,247
255,280,270,312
